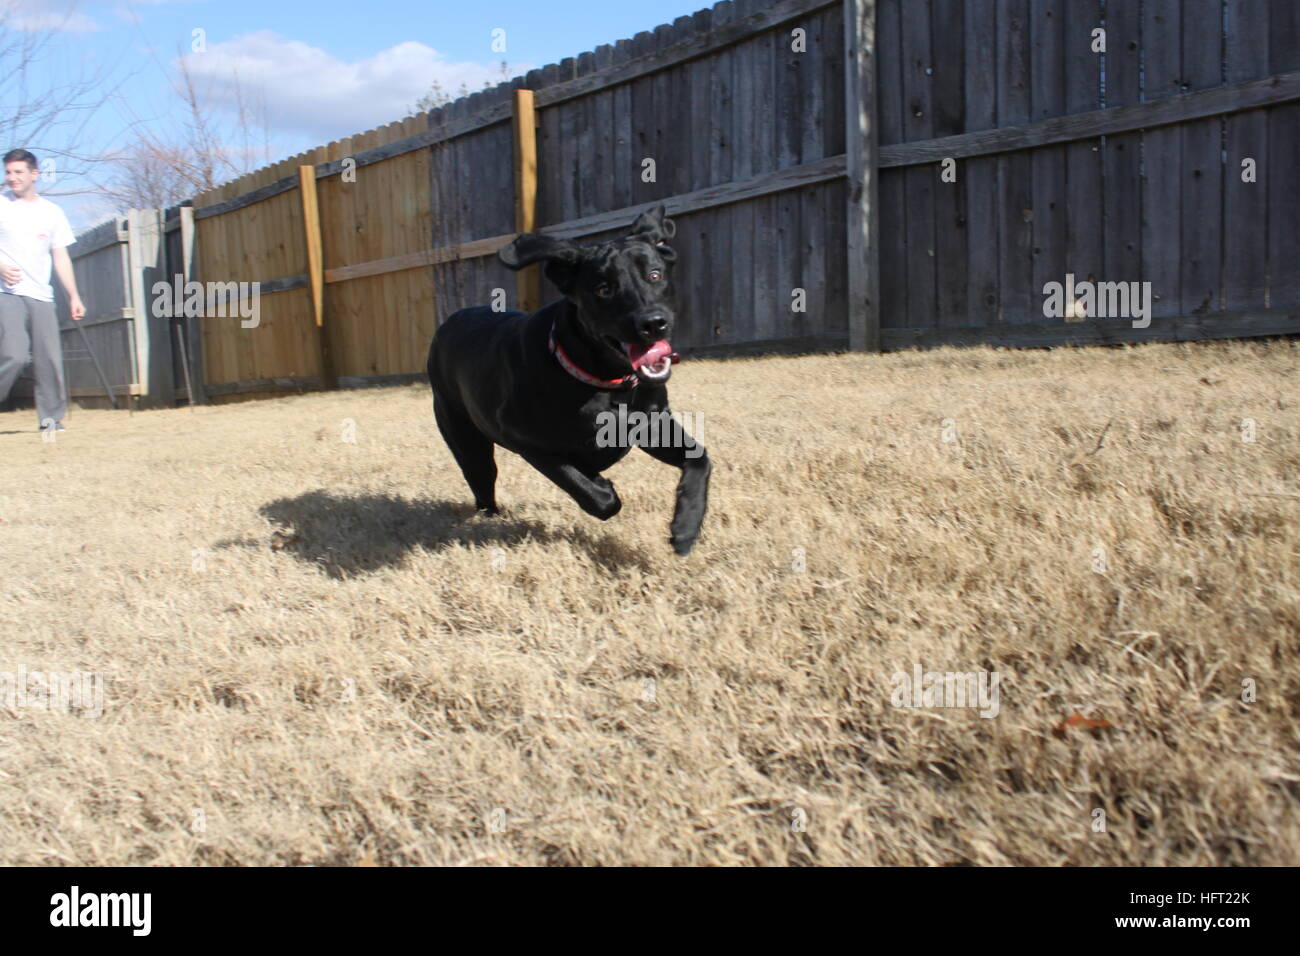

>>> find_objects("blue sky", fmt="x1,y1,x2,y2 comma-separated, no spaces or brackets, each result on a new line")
6,0,712,228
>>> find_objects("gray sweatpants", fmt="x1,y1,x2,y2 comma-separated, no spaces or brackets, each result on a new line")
0,293,66,427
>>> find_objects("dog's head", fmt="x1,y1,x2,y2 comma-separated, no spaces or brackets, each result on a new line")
499,205,679,384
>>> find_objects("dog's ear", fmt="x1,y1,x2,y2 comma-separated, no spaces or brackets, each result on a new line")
498,233,579,269
629,204,676,244
498,233,584,293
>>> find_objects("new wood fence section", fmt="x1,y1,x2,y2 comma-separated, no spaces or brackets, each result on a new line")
178,0,1297,405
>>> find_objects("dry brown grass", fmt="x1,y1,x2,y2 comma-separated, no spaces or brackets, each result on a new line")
1,337,1297,866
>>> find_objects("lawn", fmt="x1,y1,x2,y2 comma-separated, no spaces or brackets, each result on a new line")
1,337,1296,865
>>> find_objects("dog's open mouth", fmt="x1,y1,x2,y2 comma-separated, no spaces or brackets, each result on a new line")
625,340,675,383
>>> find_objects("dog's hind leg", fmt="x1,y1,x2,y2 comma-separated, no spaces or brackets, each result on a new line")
433,394,499,514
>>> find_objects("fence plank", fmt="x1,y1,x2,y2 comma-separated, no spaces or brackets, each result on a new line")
770,10,801,341
1181,5,1224,316
409,114,438,369
611,41,634,213
964,0,999,328
654,23,678,202
1223,0,1269,311
227,193,253,388
372,127,397,377
900,0,936,329
592,44,616,218
843,0,876,347
299,165,332,389
539,63,562,228
706,2,736,346
385,121,412,377
328,132,360,379
931,0,967,329
731,1,759,347
1030,0,1065,320
1141,0,1182,320
1267,3,1300,308
629,34,655,215
1101,0,1140,311
997,0,1033,323
576,52,596,219
513,90,540,312
178,205,205,403
823,176,847,338
819,8,844,340
876,0,906,329
801,6,829,339
1063,0,1102,299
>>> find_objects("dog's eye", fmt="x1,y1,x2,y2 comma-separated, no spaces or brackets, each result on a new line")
594,283,614,297
647,270,662,282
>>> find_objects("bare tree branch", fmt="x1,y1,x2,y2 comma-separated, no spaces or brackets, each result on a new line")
0,1,131,194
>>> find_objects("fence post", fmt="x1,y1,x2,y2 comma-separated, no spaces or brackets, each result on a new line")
513,89,540,312
177,203,206,404
127,207,174,406
299,165,334,389
844,0,881,351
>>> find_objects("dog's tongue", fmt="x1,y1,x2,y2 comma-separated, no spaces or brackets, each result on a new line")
625,339,673,370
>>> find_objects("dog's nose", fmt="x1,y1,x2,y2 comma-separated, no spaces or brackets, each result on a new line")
637,313,669,339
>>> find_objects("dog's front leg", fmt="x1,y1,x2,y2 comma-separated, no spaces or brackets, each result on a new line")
640,426,712,556
518,452,622,520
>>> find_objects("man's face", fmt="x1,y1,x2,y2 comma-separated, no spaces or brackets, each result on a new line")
4,161,38,198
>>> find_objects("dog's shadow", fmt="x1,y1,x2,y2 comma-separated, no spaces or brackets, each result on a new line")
219,490,653,578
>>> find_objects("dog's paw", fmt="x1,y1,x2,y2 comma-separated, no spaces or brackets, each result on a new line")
670,534,697,556
585,482,621,520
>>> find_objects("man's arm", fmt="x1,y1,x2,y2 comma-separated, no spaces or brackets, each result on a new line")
51,246,85,320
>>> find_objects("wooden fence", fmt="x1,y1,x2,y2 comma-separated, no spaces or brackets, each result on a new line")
875,0,1300,348
173,0,1298,405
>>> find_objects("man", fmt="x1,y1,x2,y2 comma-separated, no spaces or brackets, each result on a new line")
0,148,85,433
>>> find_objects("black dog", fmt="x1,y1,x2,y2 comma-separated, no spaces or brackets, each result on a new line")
426,205,711,556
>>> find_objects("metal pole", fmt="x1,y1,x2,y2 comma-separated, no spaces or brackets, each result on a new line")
174,320,195,411
76,322,118,409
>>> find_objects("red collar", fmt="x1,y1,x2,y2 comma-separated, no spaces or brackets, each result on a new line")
549,321,639,389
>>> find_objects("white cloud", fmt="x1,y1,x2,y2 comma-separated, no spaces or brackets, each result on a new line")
176,31,530,142
2,0,100,32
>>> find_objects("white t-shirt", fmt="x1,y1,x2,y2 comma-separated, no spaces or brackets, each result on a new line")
0,191,76,302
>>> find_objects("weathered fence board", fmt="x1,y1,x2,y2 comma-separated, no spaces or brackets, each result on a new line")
1062,0,1102,296
1102,0,1141,306
1268,3,1300,309
1223,0,1269,312
963,0,999,328
1142,0,1183,321
1029,0,1065,324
